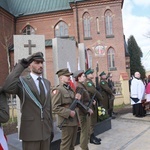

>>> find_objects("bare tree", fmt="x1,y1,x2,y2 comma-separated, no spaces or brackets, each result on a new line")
0,15,14,74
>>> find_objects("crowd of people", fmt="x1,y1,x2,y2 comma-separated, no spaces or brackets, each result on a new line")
1,51,149,150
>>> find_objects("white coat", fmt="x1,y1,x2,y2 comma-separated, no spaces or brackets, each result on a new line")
130,77,145,105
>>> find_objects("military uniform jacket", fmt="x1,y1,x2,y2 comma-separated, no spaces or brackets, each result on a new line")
100,79,114,109
0,87,9,124
84,78,103,105
3,63,53,141
76,82,90,115
100,80,113,95
52,83,78,127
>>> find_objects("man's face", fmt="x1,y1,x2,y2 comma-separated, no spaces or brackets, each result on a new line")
30,60,43,75
87,73,94,79
60,75,70,84
101,74,106,79
135,72,141,78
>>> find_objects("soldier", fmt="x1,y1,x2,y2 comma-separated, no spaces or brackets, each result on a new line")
3,52,54,150
107,73,117,117
84,68,103,145
73,70,93,150
52,68,81,150
99,71,115,118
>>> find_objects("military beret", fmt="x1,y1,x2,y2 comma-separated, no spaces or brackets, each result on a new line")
56,68,73,77
32,52,44,62
73,70,84,78
85,68,94,75
99,71,106,77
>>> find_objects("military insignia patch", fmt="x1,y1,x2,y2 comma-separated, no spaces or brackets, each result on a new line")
101,81,105,85
88,82,92,87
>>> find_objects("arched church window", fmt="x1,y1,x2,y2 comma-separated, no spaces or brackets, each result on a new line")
55,21,68,37
86,49,92,68
22,25,35,35
83,12,91,38
96,17,100,34
104,10,113,37
108,47,116,70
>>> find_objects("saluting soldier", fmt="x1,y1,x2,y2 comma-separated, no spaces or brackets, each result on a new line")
52,68,81,150
99,71,115,118
3,52,54,150
84,68,103,145
73,70,93,150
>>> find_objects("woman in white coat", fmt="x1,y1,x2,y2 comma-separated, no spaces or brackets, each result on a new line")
130,72,146,117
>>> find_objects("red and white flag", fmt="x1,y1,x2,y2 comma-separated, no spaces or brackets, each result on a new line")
0,127,8,150
67,61,76,91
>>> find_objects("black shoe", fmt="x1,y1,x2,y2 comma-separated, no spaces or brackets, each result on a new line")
95,136,102,142
111,115,116,119
90,134,101,145
113,112,118,115
90,137,101,145
136,115,143,118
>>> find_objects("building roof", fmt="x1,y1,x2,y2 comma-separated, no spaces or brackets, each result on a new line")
0,0,84,17
0,0,123,17
0,0,9,12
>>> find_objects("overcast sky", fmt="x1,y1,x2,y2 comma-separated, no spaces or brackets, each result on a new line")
122,0,150,71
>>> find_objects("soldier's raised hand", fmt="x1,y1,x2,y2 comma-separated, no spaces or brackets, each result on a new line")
20,55,33,68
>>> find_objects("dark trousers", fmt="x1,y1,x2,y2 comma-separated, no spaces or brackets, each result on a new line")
133,103,146,117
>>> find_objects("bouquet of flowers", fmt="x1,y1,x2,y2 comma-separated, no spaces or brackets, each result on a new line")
97,106,109,121
98,106,106,116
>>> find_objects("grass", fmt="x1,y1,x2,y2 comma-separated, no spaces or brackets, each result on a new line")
114,103,131,110
2,117,17,126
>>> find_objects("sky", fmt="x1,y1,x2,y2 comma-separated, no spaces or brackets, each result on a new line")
122,0,150,71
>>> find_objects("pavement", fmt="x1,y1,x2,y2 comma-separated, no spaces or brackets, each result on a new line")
7,112,150,150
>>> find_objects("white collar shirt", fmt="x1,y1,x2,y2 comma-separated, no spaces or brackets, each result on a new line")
30,72,47,95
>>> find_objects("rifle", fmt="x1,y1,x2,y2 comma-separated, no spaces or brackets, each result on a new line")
87,93,96,108
58,99,89,129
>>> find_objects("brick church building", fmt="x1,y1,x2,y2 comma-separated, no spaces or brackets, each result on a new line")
0,0,129,86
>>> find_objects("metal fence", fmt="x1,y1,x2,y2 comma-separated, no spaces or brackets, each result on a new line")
114,81,122,95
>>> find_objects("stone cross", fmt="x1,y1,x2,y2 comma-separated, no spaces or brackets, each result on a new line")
24,39,36,55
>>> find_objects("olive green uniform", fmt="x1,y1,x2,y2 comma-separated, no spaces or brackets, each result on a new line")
100,79,114,115
52,83,78,150
76,82,91,150
84,78,103,135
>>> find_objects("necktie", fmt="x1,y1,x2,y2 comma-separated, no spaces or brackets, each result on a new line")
37,77,45,104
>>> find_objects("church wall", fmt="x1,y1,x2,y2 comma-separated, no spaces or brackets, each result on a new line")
0,8,15,85
15,10,76,40
12,0,126,84
76,2,126,81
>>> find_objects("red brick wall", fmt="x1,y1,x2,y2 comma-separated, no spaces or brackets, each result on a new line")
11,0,125,86
0,9,15,85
